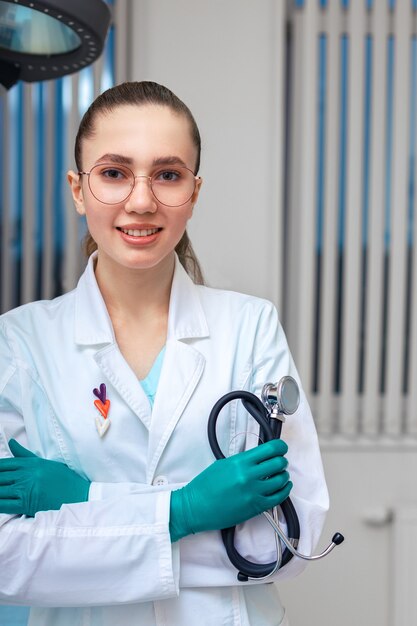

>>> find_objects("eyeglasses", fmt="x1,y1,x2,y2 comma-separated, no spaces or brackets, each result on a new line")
78,163,200,207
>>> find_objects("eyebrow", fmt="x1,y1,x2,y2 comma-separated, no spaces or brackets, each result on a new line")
95,153,134,166
95,153,188,167
152,156,188,167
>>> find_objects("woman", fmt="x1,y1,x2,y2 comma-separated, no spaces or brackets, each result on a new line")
0,81,328,625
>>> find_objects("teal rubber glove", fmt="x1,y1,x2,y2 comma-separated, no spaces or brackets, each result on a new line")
170,439,292,542
0,439,90,517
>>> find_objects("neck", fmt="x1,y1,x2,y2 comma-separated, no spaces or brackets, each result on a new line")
94,252,175,323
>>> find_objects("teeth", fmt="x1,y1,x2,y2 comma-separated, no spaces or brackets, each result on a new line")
120,228,159,237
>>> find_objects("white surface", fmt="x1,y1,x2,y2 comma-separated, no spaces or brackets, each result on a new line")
130,0,286,306
280,449,417,626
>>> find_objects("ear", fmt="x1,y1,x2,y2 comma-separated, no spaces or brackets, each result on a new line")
67,170,86,216
190,176,203,212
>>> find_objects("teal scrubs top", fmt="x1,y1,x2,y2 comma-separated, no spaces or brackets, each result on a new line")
139,347,166,408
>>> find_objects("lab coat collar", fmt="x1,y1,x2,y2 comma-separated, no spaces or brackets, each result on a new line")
74,253,115,345
74,252,209,345
167,255,209,341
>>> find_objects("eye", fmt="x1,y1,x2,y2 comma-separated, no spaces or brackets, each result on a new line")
155,169,181,183
100,167,128,181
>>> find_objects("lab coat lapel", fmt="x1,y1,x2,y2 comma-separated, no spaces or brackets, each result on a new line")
94,345,152,430
146,341,204,481
74,253,152,430
146,257,209,481
74,254,209,443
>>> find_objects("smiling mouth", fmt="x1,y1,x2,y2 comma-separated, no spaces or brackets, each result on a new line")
117,227,162,237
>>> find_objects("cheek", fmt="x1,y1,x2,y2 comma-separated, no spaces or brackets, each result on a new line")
83,205,109,235
175,207,193,232
183,203,194,222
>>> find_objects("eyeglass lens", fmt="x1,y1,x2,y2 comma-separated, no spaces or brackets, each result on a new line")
87,164,196,207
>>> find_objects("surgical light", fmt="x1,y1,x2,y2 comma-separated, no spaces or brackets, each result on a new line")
0,0,111,89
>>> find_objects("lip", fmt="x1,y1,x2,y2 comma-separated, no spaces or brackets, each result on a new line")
116,223,162,230
117,225,162,246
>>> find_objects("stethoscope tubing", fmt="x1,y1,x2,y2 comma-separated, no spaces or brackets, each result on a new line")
207,389,344,581
207,390,300,580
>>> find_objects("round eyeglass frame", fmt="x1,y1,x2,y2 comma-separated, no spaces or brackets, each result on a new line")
78,163,201,208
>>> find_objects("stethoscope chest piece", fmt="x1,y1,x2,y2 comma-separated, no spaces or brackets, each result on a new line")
207,376,345,581
261,376,300,419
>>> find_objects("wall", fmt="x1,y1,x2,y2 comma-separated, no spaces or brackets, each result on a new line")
280,448,417,626
130,0,286,306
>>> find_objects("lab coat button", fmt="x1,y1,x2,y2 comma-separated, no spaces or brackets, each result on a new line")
153,475,168,486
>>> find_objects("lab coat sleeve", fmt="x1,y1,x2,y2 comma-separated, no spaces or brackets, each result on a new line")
233,300,329,581
0,327,179,607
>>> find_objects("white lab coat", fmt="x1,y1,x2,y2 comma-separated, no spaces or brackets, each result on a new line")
0,254,328,626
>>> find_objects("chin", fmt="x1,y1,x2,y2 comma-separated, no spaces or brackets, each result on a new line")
119,250,174,272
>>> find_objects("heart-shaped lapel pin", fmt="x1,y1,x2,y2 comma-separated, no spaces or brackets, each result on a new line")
93,383,107,404
95,416,110,438
94,398,111,419
93,383,111,437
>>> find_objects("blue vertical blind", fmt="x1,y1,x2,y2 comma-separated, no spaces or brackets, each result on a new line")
0,4,116,624
287,0,417,437
291,0,417,8
404,34,417,394
0,1,115,314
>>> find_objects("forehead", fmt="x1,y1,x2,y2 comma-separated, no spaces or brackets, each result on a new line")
82,104,197,167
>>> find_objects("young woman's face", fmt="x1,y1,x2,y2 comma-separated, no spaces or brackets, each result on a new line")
68,104,202,273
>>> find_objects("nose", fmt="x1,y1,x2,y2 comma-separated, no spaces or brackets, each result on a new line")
124,175,157,213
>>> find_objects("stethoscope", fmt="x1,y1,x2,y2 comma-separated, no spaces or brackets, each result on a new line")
207,377,344,581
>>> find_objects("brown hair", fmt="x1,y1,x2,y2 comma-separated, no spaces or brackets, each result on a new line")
75,81,204,285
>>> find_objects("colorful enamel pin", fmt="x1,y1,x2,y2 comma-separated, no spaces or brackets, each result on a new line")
93,383,111,437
